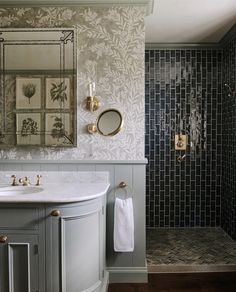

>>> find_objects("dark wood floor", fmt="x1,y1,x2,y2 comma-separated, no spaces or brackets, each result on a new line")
108,272,236,292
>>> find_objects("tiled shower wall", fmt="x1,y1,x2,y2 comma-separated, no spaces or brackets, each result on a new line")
145,48,222,228
221,28,236,240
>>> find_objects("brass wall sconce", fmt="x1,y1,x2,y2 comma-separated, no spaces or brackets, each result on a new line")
86,96,100,112
87,123,97,134
86,82,100,112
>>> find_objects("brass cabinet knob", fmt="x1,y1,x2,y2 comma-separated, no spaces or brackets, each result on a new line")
0,235,8,243
119,181,127,188
51,210,61,217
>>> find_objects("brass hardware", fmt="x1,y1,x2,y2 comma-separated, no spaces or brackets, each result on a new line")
175,134,187,150
177,154,186,163
36,175,42,186
51,210,61,217
11,175,18,186
119,181,127,188
87,108,123,136
97,108,123,136
87,123,97,134
0,235,8,243
19,177,31,186
86,96,100,112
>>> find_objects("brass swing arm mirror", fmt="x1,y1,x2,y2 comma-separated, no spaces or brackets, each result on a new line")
88,109,123,136
0,28,77,147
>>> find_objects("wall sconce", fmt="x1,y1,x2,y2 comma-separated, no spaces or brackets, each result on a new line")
86,82,100,112
87,123,97,134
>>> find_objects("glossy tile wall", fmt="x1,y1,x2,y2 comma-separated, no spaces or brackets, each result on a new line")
221,26,236,240
145,48,222,228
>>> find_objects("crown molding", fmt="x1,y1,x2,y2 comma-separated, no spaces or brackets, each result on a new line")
0,0,154,15
145,22,236,48
219,23,236,45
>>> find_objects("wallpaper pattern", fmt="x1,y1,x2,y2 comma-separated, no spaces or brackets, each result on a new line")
0,6,145,160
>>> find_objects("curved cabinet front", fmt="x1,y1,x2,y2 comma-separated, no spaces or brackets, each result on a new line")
0,195,106,292
46,197,105,292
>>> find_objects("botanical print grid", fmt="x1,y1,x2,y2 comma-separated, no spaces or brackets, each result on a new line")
16,77,41,109
0,6,145,160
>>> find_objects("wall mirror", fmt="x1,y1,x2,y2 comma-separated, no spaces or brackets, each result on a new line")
88,109,123,136
0,28,77,147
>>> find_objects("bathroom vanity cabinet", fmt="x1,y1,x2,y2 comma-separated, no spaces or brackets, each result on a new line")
0,196,106,292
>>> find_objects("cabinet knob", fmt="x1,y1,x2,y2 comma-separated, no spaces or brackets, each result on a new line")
51,210,61,217
0,235,8,243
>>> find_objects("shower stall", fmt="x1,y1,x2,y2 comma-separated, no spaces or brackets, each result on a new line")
145,26,236,272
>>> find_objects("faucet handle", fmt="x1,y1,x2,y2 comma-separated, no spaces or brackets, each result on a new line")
19,177,31,186
24,177,31,186
36,175,42,186
11,175,18,186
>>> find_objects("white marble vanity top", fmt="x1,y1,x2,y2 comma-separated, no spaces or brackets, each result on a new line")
0,171,110,203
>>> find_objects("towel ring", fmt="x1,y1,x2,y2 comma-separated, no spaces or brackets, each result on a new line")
115,181,134,198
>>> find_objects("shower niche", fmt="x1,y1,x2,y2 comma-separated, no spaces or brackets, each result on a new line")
0,28,77,147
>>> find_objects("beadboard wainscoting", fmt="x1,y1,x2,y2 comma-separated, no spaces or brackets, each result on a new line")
0,159,147,283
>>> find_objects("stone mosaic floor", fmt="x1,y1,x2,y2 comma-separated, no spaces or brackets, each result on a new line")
147,228,236,266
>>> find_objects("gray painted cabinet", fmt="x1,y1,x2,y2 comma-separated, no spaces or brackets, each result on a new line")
46,198,106,292
0,234,40,292
0,196,106,292
0,160,147,283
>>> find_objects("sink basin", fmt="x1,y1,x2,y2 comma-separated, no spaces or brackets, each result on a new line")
0,186,44,196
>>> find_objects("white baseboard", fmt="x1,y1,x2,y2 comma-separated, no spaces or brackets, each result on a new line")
100,271,109,292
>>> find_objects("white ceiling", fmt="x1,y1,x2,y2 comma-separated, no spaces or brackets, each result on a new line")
145,0,236,43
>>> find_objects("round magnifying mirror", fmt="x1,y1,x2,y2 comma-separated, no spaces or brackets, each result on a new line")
96,109,123,136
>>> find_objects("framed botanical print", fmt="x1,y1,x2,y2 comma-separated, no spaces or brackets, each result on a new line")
45,113,72,146
45,78,70,109
16,113,41,145
16,77,41,109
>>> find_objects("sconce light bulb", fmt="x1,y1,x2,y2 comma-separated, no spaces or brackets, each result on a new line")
92,82,96,93
88,82,96,97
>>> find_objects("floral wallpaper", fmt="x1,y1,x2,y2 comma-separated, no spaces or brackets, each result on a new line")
0,6,145,160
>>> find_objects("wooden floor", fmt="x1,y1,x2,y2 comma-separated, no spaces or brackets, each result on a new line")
108,272,236,292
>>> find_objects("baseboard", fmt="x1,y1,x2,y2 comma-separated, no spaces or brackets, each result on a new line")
107,266,148,283
100,271,109,292
148,265,236,273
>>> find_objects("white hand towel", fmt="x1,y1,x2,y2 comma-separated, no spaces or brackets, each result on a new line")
114,197,134,252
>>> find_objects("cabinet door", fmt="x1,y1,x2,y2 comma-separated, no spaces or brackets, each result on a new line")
46,200,104,292
0,234,39,292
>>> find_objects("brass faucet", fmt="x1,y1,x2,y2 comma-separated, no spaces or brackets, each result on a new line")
19,177,31,186
36,175,42,186
11,175,18,186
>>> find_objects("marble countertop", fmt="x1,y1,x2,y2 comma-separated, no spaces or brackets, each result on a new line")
0,182,110,203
